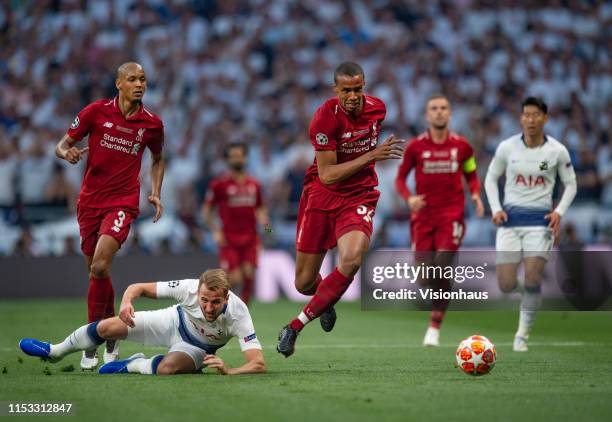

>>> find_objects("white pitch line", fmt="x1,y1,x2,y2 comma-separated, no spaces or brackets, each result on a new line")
1,342,608,354
265,341,606,349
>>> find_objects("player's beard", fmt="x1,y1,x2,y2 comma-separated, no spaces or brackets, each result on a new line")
230,163,244,172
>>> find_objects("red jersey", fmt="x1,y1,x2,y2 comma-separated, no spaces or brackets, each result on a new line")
205,174,263,247
395,131,480,217
67,97,164,211
305,95,386,195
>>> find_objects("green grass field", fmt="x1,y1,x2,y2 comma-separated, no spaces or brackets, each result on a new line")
1,299,611,422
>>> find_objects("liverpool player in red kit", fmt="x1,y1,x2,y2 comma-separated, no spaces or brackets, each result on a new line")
277,62,404,357
54,62,165,369
202,142,270,306
395,94,483,346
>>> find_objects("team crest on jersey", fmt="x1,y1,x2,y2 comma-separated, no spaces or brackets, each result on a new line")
71,116,80,129
136,128,146,142
316,133,328,145
131,143,141,155
539,160,549,171
423,151,431,158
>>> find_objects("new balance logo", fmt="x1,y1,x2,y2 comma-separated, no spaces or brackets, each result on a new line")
103,122,113,128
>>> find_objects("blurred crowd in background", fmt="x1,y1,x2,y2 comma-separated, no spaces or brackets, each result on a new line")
1,0,610,257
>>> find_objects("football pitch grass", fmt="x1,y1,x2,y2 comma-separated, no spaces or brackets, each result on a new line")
1,300,611,422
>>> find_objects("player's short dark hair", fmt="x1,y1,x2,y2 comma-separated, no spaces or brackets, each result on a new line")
223,142,248,159
521,97,548,114
425,93,451,109
334,62,364,84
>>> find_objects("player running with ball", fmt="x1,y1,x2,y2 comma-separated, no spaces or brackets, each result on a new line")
277,62,404,357
485,97,577,352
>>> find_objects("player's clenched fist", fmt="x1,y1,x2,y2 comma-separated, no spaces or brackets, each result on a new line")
63,146,88,164
369,134,404,162
491,211,508,226
407,195,426,212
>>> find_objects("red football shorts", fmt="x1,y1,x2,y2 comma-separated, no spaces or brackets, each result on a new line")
411,213,465,252
77,206,137,256
296,186,380,254
219,243,259,272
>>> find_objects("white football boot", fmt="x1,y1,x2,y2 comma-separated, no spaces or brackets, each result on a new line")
513,335,529,352
103,340,120,364
80,349,99,371
423,326,440,347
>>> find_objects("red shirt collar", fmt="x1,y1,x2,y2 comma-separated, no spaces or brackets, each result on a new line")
112,96,145,121
426,128,450,144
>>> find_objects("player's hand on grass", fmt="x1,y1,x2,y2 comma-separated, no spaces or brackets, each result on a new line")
407,195,426,212
545,211,561,240
472,194,485,218
63,146,88,164
119,302,136,328
213,229,226,247
203,354,228,375
492,211,508,226
148,195,163,222
369,134,404,162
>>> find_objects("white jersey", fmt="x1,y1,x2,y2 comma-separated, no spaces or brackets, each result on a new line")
485,133,576,226
156,279,261,353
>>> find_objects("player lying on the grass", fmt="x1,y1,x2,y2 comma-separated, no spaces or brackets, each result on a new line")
19,269,266,375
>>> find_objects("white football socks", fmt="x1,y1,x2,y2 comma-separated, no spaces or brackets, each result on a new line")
126,354,164,374
516,285,542,339
50,324,98,358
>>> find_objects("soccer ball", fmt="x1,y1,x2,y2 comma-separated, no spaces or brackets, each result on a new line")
455,335,497,376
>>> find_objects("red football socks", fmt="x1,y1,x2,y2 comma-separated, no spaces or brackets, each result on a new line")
241,275,254,305
430,278,452,328
87,276,114,323
289,268,352,331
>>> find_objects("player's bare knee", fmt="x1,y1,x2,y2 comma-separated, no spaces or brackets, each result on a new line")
96,319,113,339
338,252,363,276
295,271,315,292
89,260,110,279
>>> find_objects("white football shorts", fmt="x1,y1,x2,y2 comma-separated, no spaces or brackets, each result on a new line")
495,226,554,264
126,305,209,370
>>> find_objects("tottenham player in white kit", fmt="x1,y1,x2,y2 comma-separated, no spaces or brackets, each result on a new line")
19,269,266,375
485,97,577,352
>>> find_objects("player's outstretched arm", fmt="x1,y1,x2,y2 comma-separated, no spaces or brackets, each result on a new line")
119,282,157,327
317,134,404,185
55,134,88,165
148,152,165,223
203,349,266,375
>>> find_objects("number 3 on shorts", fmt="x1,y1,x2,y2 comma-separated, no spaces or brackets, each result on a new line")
112,210,126,233
357,205,374,223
